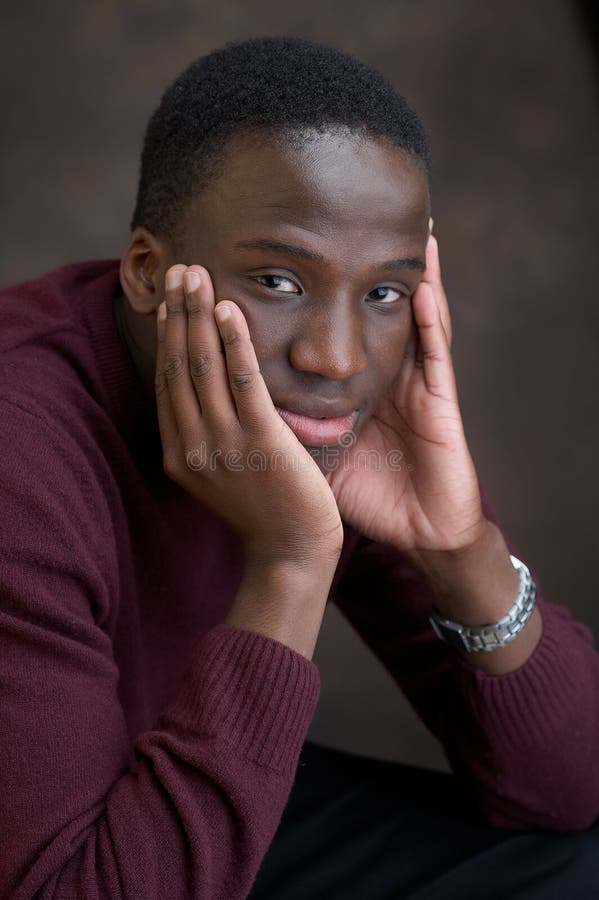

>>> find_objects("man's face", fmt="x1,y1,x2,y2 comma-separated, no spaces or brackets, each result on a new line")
178,128,430,454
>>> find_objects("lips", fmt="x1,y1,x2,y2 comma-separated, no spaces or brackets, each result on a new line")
273,400,358,446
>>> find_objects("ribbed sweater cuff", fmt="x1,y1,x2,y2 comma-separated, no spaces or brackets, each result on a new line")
157,624,321,776
449,600,593,750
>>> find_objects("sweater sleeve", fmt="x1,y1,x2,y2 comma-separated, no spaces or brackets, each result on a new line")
332,479,599,833
0,396,319,900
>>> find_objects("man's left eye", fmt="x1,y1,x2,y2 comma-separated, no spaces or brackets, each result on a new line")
253,274,300,293
367,287,406,303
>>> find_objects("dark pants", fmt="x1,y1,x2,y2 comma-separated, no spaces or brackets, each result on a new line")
248,740,599,899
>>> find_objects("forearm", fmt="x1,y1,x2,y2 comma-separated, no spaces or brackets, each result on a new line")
225,555,339,660
404,519,543,675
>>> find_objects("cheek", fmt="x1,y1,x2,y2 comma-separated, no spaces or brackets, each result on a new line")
244,318,287,367
209,270,291,366
368,314,413,390
245,319,293,400
224,299,293,376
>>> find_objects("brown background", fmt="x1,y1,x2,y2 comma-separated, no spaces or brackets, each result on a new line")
1,0,597,770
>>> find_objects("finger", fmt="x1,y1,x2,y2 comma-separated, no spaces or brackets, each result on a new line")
411,281,457,400
155,299,180,458
213,300,279,431
402,313,420,365
402,297,425,368
182,266,233,427
163,265,203,449
422,233,453,350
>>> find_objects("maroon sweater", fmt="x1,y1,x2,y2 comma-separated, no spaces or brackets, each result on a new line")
1,259,598,899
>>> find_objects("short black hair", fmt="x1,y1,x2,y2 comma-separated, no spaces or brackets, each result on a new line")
130,36,431,248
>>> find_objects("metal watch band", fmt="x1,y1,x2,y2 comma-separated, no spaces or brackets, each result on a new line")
428,554,537,653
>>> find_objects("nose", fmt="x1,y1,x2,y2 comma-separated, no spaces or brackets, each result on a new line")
289,301,368,381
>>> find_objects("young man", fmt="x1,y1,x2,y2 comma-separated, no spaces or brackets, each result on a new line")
1,36,597,899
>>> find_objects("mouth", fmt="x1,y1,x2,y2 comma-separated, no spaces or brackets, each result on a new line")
273,403,359,447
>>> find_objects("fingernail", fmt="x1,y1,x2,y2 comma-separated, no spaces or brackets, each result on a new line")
184,270,201,291
166,268,184,290
215,303,231,323
157,302,167,322
429,217,434,233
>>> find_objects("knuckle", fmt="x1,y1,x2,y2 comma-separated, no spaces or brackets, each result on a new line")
162,454,177,480
166,302,186,318
189,352,211,380
186,300,210,319
230,370,254,392
164,353,185,381
222,330,242,348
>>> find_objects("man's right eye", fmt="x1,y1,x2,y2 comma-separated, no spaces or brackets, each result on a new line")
253,274,301,294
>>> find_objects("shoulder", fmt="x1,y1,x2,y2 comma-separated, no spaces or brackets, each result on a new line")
0,258,120,348
0,264,123,566
1,257,124,452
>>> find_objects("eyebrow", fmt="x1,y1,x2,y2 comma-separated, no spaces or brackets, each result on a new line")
233,239,425,272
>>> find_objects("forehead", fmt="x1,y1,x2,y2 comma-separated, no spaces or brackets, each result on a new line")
185,129,429,253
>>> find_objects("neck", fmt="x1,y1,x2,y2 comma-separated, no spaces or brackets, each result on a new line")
114,291,157,407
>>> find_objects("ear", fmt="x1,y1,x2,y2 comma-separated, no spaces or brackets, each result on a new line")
119,227,172,315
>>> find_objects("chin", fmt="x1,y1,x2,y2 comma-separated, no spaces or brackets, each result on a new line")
304,443,347,475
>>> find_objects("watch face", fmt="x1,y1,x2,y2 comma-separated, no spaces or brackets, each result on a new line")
429,617,469,651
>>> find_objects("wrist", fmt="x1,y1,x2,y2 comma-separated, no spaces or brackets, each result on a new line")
243,531,343,576
225,554,340,660
403,517,490,573
402,521,544,675
404,519,521,625
242,552,340,590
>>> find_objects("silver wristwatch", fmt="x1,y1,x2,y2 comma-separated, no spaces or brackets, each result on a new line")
428,554,537,653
